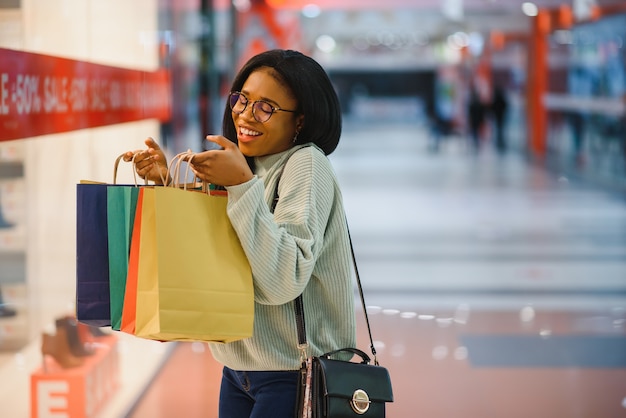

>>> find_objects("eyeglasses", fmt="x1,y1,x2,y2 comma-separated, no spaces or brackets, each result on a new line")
228,92,297,123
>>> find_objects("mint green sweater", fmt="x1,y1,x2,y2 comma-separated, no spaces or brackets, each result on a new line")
208,144,357,371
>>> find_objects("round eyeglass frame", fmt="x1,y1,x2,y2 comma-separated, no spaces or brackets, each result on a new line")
228,92,298,123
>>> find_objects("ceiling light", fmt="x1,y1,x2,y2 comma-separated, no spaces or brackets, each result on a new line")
302,4,321,18
232,0,251,13
316,35,337,53
522,2,539,17
468,32,484,56
447,32,469,50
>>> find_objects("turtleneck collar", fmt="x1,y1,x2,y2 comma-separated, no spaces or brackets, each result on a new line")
253,143,317,179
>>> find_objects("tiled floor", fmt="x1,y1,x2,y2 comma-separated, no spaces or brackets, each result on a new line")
129,121,626,417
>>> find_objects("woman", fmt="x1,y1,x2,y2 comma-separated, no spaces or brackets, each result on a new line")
126,49,356,417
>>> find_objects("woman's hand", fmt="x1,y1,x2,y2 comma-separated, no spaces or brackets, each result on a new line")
123,137,169,185
188,136,253,186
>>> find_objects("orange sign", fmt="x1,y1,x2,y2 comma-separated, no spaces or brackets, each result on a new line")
30,335,120,418
0,48,170,142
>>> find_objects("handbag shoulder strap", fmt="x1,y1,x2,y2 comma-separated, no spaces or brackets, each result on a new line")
294,232,378,364
347,228,378,363
269,162,378,365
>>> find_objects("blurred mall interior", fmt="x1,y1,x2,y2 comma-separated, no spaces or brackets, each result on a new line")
1,0,625,417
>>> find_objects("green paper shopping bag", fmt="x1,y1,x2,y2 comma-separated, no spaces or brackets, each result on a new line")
107,186,140,331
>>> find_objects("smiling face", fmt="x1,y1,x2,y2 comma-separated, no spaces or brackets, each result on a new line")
233,67,304,157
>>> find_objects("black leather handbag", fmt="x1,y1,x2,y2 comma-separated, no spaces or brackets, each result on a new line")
295,231,394,417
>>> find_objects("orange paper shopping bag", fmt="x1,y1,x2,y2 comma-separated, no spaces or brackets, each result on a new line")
119,187,144,334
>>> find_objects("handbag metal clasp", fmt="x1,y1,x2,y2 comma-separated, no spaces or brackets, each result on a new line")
350,389,371,414
298,343,309,363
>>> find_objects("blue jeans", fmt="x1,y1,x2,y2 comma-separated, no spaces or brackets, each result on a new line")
218,366,300,418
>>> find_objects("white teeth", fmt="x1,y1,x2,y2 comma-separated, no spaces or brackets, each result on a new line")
240,127,261,136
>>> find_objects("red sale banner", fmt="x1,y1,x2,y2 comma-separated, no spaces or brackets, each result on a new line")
0,48,171,142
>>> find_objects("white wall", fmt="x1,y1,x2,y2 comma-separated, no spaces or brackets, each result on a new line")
0,9,172,416
1,0,163,329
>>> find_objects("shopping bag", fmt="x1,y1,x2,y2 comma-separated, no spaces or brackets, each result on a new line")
132,186,253,342
76,182,111,327
76,153,148,328
107,185,140,331
120,152,187,335
119,187,145,334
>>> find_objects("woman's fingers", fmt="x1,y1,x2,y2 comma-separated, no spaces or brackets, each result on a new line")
205,135,228,151
188,139,252,186
145,137,161,150
120,138,168,184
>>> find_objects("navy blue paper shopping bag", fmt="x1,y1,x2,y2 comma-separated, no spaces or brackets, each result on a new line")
76,182,111,327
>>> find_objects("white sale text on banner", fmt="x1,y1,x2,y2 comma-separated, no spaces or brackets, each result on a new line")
0,48,171,142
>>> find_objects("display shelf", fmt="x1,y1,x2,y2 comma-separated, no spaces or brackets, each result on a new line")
31,335,120,418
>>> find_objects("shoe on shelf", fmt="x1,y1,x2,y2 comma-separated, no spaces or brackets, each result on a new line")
56,316,95,357
41,330,85,372
88,325,109,338
0,304,17,318
0,210,14,229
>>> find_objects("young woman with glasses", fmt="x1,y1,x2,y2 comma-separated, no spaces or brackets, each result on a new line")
126,49,356,417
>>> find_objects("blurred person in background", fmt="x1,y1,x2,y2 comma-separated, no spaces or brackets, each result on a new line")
491,84,509,153
568,111,585,166
0,290,16,318
467,85,487,152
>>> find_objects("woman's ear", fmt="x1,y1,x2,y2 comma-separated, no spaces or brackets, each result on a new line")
296,114,305,132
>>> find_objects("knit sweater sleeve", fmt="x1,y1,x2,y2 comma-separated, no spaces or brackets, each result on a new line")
210,145,356,370
224,147,333,305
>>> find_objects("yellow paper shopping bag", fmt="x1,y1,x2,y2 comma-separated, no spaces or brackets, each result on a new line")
133,186,254,342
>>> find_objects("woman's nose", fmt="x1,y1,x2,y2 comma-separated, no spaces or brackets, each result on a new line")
240,103,256,121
